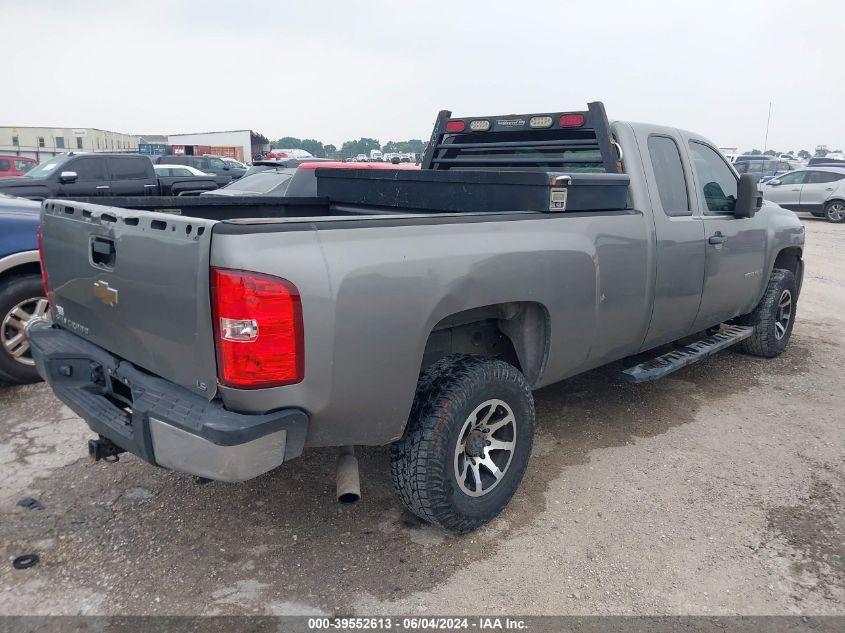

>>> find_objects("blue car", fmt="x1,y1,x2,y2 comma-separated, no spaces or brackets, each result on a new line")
0,193,46,384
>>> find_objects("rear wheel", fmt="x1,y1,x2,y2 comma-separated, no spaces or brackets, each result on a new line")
0,274,47,384
824,200,845,223
738,269,797,358
390,355,535,533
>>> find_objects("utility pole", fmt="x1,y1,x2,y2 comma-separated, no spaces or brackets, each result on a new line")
763,101,772,152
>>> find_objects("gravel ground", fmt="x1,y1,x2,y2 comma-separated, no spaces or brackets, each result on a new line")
0,216,842,616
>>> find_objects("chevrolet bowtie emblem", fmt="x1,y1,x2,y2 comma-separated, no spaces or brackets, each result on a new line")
93,280,119,307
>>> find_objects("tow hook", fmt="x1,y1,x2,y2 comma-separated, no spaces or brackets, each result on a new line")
88,436,125,463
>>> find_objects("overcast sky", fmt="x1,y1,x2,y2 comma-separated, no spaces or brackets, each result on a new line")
5,0,842,152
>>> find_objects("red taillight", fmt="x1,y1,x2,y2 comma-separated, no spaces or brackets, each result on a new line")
37,225,49,296
559,114,585,127
446,120,465,133
211,268,303,389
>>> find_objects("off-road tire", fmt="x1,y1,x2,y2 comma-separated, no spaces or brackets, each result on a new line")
824,200,845,223
738,268,797,358
390,354,535,533
0,274,45,384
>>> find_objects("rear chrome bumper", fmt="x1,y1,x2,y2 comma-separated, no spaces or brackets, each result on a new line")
27,323,308,482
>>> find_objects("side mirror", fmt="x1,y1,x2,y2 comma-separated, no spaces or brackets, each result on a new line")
59,171,78,184
767,179,781,186
223,166,230,170
735,173,763,218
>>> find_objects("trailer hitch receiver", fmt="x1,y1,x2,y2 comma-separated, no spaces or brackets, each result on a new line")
88,436,125,463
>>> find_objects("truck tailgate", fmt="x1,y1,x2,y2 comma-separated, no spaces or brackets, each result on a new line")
41,200,219,399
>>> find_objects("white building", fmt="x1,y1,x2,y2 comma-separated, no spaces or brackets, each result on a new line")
167,129,269,163
0,126,138,161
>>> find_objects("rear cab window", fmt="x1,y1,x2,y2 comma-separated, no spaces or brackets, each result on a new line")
110,157,151,180
647,135,690,217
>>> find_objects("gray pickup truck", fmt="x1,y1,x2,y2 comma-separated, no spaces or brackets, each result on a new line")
27,102,805,533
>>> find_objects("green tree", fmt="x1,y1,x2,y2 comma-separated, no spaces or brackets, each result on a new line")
763,149,777,156
300,139,326,157
383,139,426,155
797,150,811,160
340,138,381,158
273,136,303,149
815,148,828,157
749,149,762,155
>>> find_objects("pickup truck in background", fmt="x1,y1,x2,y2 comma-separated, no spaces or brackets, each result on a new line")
0,153,225,200
28,102,805,533
154,154,246,180
0,193,45,384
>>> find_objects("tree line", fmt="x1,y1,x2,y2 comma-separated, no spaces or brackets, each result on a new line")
745,149,842,159
270,137,427,159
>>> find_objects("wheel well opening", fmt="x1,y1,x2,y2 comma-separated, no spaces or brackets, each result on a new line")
0,262,41,286
774,247,802,276
421,302,550,386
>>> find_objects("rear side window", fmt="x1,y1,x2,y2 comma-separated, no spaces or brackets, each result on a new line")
110,157,150,180
71,158,108,181
172,167,193,176
647,135,690,217
805,171,845,184
689,141,737,214
207,157,226,169
0,159,9,171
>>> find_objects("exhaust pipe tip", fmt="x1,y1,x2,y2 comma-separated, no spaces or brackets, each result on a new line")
336,445,361,504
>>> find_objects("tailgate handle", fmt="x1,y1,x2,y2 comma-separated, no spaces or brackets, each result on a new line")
91,237,116,268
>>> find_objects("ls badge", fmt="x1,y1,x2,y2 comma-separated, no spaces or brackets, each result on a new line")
93,280,119,307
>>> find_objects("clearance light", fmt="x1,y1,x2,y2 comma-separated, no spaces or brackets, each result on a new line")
559,114,586,127
37,226,49,296
446,120,465,133
211,268,303,388
529,116,553,129
469,119,491,131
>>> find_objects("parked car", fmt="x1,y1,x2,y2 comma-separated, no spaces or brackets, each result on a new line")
761,167,845,222
222,158,248,171
0,193,44,384
242,158,332,178
154,164,211,177
0,155,37,178
264,149,314,160
154,154,245,180
0,153,225,199
807,156,845,168
734,158,791,183
29,102,804,533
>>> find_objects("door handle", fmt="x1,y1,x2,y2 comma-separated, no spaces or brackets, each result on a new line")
95,185,109,189
708,233,725,245
826,187,834,191
143,184,156,187
791,188,800,191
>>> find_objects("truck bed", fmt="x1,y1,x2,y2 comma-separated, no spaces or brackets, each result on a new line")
60,169,630,222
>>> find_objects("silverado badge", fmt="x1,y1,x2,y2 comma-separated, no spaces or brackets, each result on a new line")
93,280,119,307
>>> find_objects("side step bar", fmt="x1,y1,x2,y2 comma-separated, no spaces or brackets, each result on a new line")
622,325,754,383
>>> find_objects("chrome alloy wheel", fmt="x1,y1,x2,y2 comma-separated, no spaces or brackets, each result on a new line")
1,297,48,366
774,289,792,341
453,398,517,497
826,201,845,222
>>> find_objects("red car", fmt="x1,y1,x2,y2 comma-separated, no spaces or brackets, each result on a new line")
0,155,36,177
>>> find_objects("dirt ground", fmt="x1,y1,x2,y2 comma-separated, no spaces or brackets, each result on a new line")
0,216,842,617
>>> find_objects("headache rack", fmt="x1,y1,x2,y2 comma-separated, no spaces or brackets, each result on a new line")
421,101,621,173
